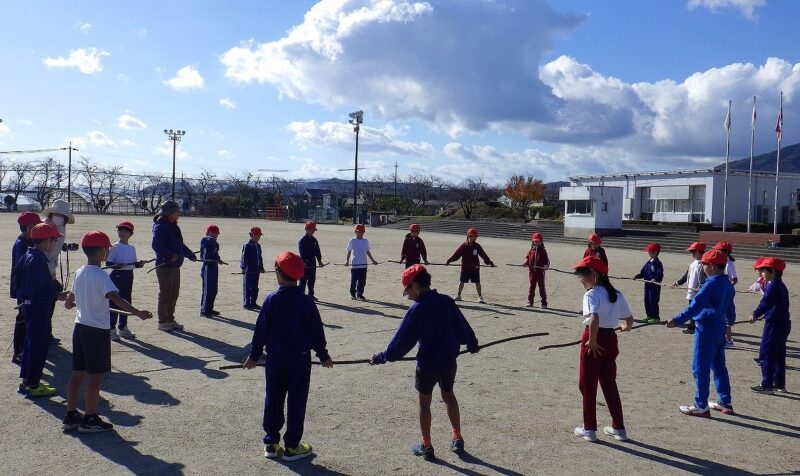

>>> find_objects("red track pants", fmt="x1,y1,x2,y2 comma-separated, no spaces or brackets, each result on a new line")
579,327,625,431
528,272,547,305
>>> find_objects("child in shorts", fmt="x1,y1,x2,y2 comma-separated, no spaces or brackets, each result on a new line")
445,228,495,303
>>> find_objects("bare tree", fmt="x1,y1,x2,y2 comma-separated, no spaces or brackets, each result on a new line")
447,177,494,220
79,156,125,213
408,172,437,209
6,160,39,210
195,169,220,214
31,157,66,211
131,173,170,215
0,158,9,195
180,176,197,213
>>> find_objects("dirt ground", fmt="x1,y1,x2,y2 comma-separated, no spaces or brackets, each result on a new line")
0,214,798,475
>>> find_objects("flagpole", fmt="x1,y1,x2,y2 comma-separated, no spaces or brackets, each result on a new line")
773,91,783,235
723,99,731,232
747,96,756,233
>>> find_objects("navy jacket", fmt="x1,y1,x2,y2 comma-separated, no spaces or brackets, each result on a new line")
753,278,790,325
372,290,479,372
200,236,220,264
241,240,264,271
673,274,733,337
401,234,428,263
13,248,57,305
298,235,322,266
248,286,330,362
151,218,194,267
634,258,664,284
10,235,33,299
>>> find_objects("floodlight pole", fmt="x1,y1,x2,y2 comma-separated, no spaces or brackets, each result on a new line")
349,110,363,224
164,129,186,200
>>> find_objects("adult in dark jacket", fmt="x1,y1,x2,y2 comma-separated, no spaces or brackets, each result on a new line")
151,200,196,331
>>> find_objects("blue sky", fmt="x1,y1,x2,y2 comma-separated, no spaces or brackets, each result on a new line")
1,0,798,184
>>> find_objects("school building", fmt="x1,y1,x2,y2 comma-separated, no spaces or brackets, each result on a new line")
565,168,800,226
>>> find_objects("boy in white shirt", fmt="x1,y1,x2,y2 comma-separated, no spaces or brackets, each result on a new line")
345,224,379,300
106,221,146,340
62,231,152,433
672,242,707,334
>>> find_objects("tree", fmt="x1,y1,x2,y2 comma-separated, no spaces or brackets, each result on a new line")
6,160,39,210
31,157,66,211
195,169,220,215
503,175,546,218
447,177,494,220
132,174,170,215
79,156,125,214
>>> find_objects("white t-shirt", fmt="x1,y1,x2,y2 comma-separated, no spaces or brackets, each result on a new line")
107,241,138,271
346,237,371,269
582,286,632,329
72,265,119,329
686,259,705,300
725,260,737,282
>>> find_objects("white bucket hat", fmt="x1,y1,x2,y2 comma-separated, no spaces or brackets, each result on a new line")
41,199,75,224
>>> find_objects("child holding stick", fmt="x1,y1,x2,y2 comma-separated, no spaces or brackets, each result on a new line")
106,221,146,340
345,224,378,301
10,211,41,365
671,242,707,334
445,228,495,304
241,226,265,311
749,257,791,394
634,243,663,324
583,234,608,265
524,232,549,308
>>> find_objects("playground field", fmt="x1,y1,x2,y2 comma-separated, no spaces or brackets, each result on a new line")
0,214,798,475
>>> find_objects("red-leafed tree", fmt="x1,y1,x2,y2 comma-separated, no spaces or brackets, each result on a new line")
503,175,545,218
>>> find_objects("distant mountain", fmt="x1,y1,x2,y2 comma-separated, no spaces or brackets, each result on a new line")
722,142,800,173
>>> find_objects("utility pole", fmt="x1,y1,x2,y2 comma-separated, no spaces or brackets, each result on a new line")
163,129,186,200
394,161,398,215
66,142,79,210
349,110,363,224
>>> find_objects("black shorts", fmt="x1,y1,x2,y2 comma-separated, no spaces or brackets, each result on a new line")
72,323,111,374
415,363,457,395
459,270,480,284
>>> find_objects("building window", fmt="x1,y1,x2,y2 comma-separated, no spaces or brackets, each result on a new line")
567,200,593,215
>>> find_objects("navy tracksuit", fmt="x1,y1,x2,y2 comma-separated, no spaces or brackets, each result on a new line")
672,274,734,408
200,236,220,314
635,258,664,319
14,248,58,387
753,278,791,389
10,234,33,358
298,235,322,297
248,286,330,448
109,270,133,329
241,240,264,307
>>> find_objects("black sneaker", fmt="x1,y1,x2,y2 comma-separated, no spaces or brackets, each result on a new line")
682,327,695,335
79,414,114,433
49,336,61,345
62,410,83,431
751,385,775,394
200,312,212,317
412,443,435,461
210,310,221,316
11,353,23,365
253,304,262,311
357,295,367,301
450,438,465,453
243,305,257,311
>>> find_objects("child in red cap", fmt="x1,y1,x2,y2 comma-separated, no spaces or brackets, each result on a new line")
370,264,479,460
63,231,152,432
106,221,147,340
572,256,633,442
584,234,608,265
244,252,333,461
10,211,41,364
667,249,734,417
672,242,707,334
200,224,226,317
345,224,378,300
712,241,738,348
523,232,549,308
749,257,791,394
401,223,429,269
634,243,663,323
241,226,265,310
298,221,323,300
445,228,495,303
14,223,68,397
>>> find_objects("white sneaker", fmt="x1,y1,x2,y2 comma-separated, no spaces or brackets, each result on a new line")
708,401,734,415
109,329,120,341
454,295,462,301
118,327,135,339
679,404,710,418
603,427,628,441
478,297,486,304
574,427,597,442
158,323,174,332
525,302,533,307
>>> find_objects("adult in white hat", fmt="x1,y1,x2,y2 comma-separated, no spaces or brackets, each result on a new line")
41,198,79,344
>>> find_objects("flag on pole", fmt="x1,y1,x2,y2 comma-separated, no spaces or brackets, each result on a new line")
724,101,732,132
775,99,783,140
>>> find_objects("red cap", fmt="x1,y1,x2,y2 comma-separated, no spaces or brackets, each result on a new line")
31,223,64,239
276,251,305,280
206,224,220,234
588,233,602,245
700,250,728,266
402,264,427,295
80,230,111,248
250,226,263,236
686,242,706,252
467,228,479,237
572,256,608,275
305,221,317,231
409,223,421,233
17,212,41,227
755,256,786,271
116,221,135,232
354,224,366,232
531,232,543,241
712,241,733,253
644,243,661,253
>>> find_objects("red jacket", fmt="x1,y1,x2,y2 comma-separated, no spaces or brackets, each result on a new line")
400,234,427,263
525,245,549,276
583,246,608,265
446,241,493,270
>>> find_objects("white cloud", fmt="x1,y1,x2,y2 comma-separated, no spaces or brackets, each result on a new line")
687,0,766,20
0,122,11,143
164,65,205,91
120,139,136,147
43,47,110,74
118,114,148,130
219,98,237,109
221,0,584,133
217,149,233,157
287,120,434,157
87,130,117,148
75,22,92,34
